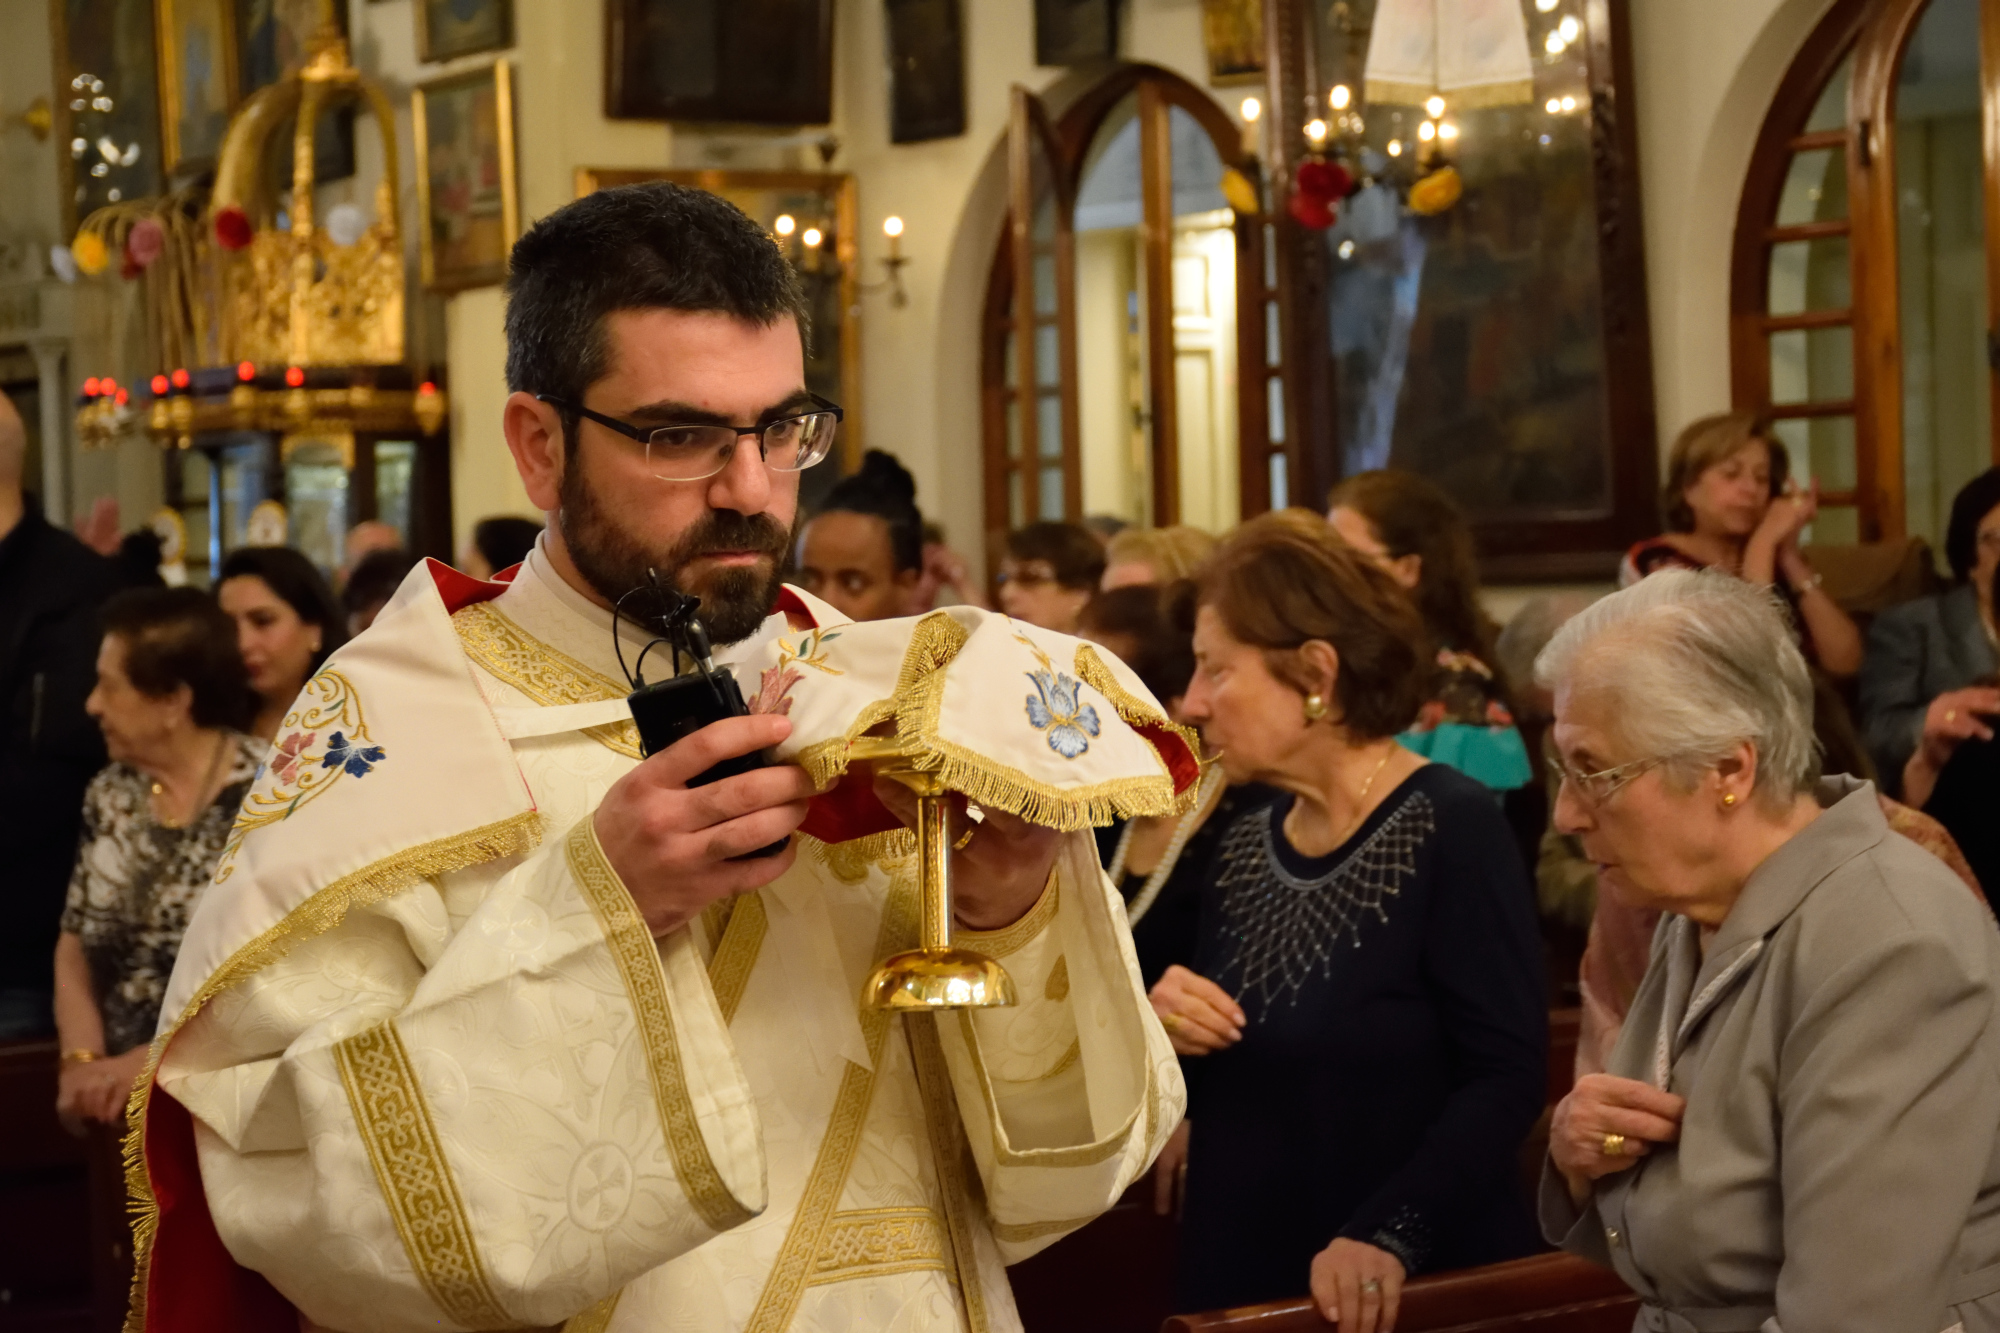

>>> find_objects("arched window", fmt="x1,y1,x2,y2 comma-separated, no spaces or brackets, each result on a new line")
981,66,1278,551
1732,0,2000,546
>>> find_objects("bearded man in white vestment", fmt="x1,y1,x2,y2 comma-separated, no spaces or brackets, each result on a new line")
129,183,1186,1333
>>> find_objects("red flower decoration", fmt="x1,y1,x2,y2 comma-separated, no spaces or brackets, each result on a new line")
126,218,165,268
1288,191,1337,230
213,206,254,252
270,731,317,785
1295,159,1353,204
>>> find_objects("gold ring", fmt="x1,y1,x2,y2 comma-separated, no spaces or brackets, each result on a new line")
1948,709,1958,723
952,826,976,851
1601,1132,1627,1157
1161,1013,1182,1031
1361,1279,1382,1295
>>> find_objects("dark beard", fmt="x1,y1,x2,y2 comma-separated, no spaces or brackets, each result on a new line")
558,466,795,646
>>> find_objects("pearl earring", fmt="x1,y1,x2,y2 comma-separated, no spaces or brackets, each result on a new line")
1303,694,1328,722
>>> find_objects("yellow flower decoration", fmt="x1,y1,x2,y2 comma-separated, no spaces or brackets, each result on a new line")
1220,167,1261,217
71,231,109,276
1408,166,1463,217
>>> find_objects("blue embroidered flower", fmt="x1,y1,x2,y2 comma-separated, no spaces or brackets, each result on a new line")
1025,669,1101,759
320,730,387,778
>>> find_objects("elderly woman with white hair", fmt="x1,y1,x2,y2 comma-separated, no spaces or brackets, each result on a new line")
1538,569,2000,1333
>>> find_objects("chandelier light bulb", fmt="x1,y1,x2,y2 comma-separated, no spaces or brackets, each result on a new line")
1559,15,1581,41
1241,96,1261,123
883,215,904,238
1419,121,1437,141
1425,95,1446,118
1536,0,1559,9
1330,84,1353,111
1387,139,1403,157
801,227,823,248
1560,95,1577,113
1439,121,1460,141
1546,31,1566,54
774,213,796,237
1305,118,1328,145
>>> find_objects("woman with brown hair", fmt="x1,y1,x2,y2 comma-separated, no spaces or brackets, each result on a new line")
1149,513,1546,1330
1328,470,1531,793
1622,411,1861,677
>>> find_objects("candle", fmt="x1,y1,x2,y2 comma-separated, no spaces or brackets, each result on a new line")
883,215,904,260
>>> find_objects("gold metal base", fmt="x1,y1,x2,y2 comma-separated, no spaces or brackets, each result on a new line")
864,948,1018,1010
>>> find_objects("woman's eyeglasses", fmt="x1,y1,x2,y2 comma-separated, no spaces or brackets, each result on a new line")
1552,753,1661,807
536,393,842,482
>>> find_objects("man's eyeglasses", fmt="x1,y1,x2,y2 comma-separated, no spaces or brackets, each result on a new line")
1552,753,1661,808
536,393,842,482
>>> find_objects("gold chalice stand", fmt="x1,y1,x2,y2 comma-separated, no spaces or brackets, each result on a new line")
851,736,1017,1011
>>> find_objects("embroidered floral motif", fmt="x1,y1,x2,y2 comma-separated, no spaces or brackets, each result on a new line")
778,627,844,675
1025,668,1101,758
321,730,387,778
216,668,385,881
753,665,803,716
1011,624,1103,759
270,730,316,784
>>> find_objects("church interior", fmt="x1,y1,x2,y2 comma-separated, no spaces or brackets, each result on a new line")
3,0,1998,1329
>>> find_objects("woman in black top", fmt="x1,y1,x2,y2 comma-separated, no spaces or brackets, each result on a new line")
1152,513,1546,1330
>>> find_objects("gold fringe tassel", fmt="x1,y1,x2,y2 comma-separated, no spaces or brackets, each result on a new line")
121,809,543,1333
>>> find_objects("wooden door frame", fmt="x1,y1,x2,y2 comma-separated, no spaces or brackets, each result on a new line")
979,63,1269,552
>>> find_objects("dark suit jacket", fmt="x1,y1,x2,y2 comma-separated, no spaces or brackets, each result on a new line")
1859,584,1997,796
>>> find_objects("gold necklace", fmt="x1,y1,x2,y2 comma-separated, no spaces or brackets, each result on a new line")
152,732,229,831
1286,743,1398,854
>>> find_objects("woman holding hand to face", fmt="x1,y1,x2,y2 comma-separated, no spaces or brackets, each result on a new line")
1540,569,2000,1333
1148,513,1546,1332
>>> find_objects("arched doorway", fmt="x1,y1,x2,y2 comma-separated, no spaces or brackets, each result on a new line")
1731,0,2000,546
979,65,1278,553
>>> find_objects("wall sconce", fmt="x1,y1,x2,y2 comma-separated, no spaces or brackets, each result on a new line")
864,215,910,309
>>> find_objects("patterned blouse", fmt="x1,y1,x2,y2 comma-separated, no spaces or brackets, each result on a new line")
60,734,262,1054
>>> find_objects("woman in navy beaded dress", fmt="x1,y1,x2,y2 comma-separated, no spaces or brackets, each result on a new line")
1149,514,1546,1331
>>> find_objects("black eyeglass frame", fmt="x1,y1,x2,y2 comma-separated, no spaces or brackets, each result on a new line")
534,392,845,479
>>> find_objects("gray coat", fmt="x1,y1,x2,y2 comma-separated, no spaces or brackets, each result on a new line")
1859,585,1997,794
1543,777,2000,1333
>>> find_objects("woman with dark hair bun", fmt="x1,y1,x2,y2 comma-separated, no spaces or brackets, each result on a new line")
216,546,344,741
53,588,260,1126
795,449,925,622
1328,470,1532,793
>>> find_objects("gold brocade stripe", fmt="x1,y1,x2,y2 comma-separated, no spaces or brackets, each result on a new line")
707,893,767,1025
990,1214,1098,1245
741,871,920,1333
561,1289,623,1333
1044,955,1070,1002
453,602,643,760
563,818,754,1235
333,1021,513,1330
700,897,735,955
954,871,1058,960
123,810,542,1333
806,1208,950,1286
906,1015,992,1333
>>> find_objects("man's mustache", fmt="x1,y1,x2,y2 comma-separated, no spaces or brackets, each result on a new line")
673,510,792,562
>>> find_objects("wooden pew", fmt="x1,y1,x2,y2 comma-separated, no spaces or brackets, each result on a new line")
0,1039,92,1330
1161,1252,1637,1333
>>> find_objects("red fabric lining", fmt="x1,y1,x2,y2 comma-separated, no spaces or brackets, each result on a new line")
426,556,515,615
142,1085,294,1332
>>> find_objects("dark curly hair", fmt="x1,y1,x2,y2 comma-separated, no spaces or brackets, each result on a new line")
816,450,924,573
217,546,344,675
100,587,255,731
1945,467,2000,584
504,181,811,455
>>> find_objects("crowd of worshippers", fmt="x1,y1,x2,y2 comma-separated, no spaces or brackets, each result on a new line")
8,381,2000,1327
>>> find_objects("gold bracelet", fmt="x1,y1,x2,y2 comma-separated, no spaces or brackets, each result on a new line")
61,1049,104,1065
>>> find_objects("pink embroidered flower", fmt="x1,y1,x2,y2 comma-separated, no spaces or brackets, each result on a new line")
271,731,316,784
752,666,802,717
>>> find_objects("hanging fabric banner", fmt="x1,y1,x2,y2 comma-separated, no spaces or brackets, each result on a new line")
1364,0,1535,108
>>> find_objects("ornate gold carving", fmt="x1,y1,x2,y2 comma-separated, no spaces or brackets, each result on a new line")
563,819,755,1235
807,1208,950,1286
453,603,643,760
333,1021,513,1330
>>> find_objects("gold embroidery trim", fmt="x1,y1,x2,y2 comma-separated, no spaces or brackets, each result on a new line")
742,870,920,1333
700,897,736,955
124,809,542,1332
1044,955,1070,1002
990,1214,1098,1244
907,1014,993,1333
561,1289,623,1333
453,602,644,760
807,1208,950,1286
564,818,754,1235
802,830,917,885
954,871,1058,959
707,892,767,1025
1071,642,1203,796
333,1021,513,1330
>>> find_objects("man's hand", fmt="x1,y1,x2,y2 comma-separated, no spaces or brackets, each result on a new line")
870,778,1060,930
593,714,816,937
